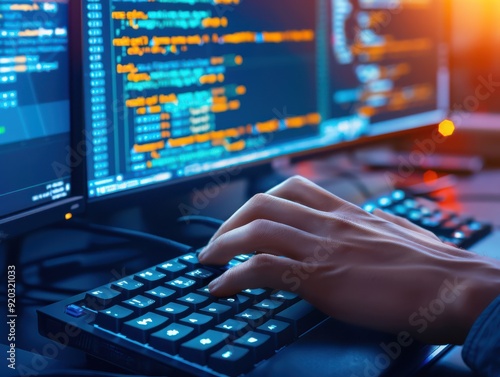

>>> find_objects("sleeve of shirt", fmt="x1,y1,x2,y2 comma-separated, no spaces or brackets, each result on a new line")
462,295,500,376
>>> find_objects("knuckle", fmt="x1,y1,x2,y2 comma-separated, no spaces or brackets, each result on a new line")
249,193,272,209
247,219,274,238
287,175,309,186
248,254,275,271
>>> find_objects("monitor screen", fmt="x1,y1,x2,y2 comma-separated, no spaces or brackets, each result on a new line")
82,0,449,199
0,0,81,234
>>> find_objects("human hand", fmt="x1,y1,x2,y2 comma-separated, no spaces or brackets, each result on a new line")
199,176,500,344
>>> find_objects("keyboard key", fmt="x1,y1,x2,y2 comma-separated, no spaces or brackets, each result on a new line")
166,277,197,295
197,286,211,296
270,291,299,308
221,259,243,271
186,268,215,285
150,323,195,355
95,305,134,333
254,299,284,314
180,313,215,334
176,293,209,310
275,300,327,337
241,288,269,302
135,269,167,289
144,286,177,305
85,286,122,310
200,303,233,322
122,295,157,315
257,319,294,349
122,313,169,343
234,331,274,362
235,308,268,327
156,261,188,279
178,253,201,269
155,303,191,321
216,319,250,338
179,330,229,365
208,345,253,376
218,294,251,312
111,278,144,299
234,254,253,262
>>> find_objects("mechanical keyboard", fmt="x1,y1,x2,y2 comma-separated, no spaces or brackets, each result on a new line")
37,190,493,376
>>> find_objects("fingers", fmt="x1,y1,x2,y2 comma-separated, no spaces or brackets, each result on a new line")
373,209,441,241
200,220,322,265
208,254,305,297
266,176,351,213
209,192,324,242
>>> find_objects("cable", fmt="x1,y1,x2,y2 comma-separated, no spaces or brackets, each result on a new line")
64,219,192,253
177,215,224,229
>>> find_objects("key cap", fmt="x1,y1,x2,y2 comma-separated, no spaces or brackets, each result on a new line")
208,345,253,376
270,291,299,308
235,308,268,327
156,261,188,279
179,330,229,365
122,295,157,316
180,313,215,335
144,286,177,305
218,294,250,312
95,305,134,333
155,303,191,321
186,268,215,285
85,286,122,310
135,269,167,289
200,303,232,322
234,331,274,362
111,278,144,299
257,319,294,349
234,254,253,262
178,253,201,269
241,288,268,302
275,300,327,337
122,313,169,343
216,319,250,339
254,299,284,314
165,277,197,295
197,286,211,296
176,293,209,310
150,323,195,355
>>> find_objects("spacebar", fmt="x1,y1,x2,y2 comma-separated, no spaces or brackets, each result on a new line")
275,300,327,337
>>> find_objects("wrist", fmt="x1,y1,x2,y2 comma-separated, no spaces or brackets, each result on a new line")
452,256,500,344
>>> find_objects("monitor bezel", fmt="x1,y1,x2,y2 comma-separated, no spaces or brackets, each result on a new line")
0,1,85,240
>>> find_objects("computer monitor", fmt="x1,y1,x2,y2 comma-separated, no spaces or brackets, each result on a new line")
0,0,83,238
79,0,449,201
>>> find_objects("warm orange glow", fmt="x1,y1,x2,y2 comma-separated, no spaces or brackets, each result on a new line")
423,170,439,186
65,213,73,221
438,119,455,137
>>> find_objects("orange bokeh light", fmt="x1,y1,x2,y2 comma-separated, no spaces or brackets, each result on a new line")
438,119,455,137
